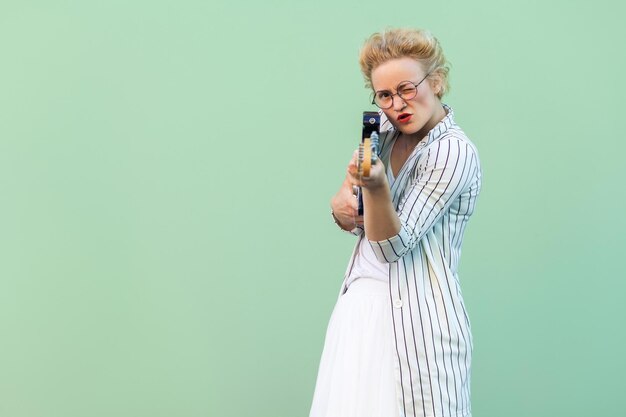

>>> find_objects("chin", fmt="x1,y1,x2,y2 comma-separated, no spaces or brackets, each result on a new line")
398,124,421,135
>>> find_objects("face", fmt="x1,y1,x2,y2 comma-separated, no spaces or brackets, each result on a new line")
371,57,444,140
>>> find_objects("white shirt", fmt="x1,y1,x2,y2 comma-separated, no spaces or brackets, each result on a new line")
335,105,482,417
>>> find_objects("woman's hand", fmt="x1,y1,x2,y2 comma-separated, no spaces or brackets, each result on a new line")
347,148,399,242
331,150,372,230
330,175,363,230
347,149,388,191
331,150,389,231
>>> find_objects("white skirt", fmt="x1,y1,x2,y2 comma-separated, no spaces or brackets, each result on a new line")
309,277,400,417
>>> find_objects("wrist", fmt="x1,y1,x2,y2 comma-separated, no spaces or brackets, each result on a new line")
362,178,389,194
331,209,353,231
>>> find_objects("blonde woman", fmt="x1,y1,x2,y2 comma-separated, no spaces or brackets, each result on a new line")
310,28,482,417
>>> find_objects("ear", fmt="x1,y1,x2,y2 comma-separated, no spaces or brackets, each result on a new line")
431,74,442,95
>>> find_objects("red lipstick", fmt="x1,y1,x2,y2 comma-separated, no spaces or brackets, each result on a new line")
397,113,412,123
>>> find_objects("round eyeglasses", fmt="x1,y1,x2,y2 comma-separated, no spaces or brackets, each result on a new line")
371,73,431,109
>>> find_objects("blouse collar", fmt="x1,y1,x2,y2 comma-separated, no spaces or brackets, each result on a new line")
424,103,454,146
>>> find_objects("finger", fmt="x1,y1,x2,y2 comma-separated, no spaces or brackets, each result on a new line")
347,167,361,181
348,178,364,187
350,149,359,164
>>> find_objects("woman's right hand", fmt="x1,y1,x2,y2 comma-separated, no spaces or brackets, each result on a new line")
331,167,364,231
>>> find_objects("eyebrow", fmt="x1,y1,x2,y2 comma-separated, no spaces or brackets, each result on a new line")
374,80,415,94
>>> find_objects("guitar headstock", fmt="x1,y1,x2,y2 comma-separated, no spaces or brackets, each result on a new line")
357,111,381,178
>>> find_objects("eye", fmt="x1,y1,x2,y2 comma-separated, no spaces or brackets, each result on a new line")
398,84,416,95
376,91,391,99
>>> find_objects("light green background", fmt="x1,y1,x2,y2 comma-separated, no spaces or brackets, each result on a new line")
1,1,624,416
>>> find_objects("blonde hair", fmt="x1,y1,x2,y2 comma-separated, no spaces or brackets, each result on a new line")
359,28,450,98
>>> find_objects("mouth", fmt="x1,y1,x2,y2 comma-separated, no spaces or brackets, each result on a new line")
397,113,412,123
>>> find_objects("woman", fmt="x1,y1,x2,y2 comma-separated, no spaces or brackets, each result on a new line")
309,28,482,417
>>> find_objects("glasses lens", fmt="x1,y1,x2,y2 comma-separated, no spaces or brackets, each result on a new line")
397,82,418,100
374,91,392,109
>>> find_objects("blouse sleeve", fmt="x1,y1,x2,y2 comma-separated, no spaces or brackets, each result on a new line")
368,137,479,263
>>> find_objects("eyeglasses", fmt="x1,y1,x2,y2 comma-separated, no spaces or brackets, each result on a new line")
371,73,431,109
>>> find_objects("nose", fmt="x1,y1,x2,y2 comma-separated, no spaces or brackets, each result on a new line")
392,95,407,112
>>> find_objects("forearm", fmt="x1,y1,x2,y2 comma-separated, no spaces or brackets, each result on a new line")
362,184,401,241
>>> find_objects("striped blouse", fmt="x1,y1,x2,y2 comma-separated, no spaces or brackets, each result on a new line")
336,104,482,417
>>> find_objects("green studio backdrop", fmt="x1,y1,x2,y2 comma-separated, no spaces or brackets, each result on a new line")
1,1,624,416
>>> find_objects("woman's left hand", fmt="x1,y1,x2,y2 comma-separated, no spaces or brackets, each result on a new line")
347,149,388,191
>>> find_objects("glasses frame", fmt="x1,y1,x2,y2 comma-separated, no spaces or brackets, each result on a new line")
371,73,431,109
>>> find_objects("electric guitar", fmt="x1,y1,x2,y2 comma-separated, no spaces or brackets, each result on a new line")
356,111,381,216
